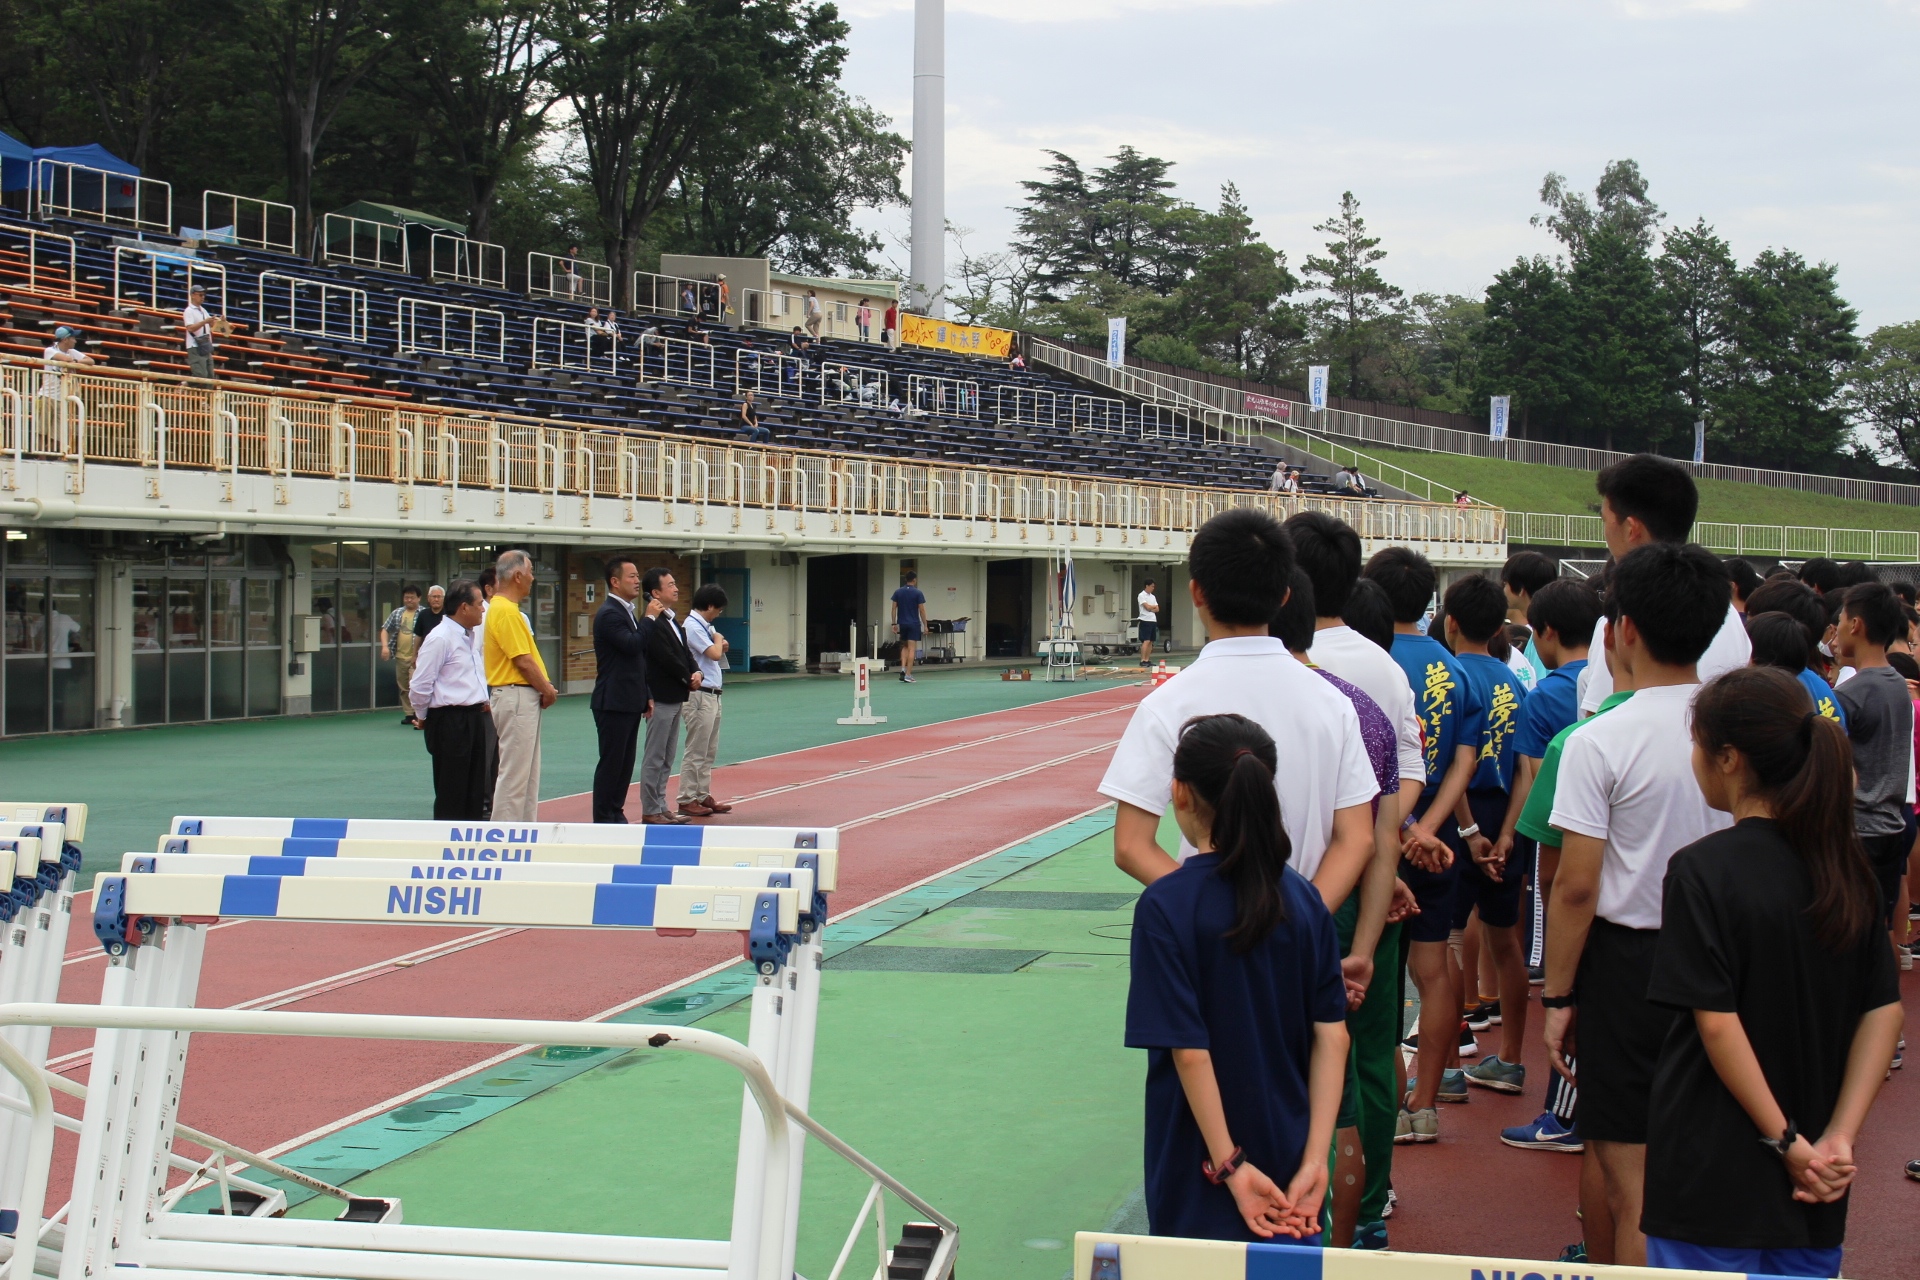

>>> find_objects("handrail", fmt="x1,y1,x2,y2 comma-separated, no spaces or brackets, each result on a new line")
527,252,611,305
429,232,508,290
1,228,80,298
64,394,84,489
216,409,240,478
112,246,228,313
2,387,25,469
634,269,721,317
320,212,409,273
531,316,619,375
28,157,170,232
258,272,369,346
397,297,507,363
201,191,298,256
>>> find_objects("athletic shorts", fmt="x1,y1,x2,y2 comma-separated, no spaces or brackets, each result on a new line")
1863,823,1912,930
1645,1237,1841,1279
1397,795,1460,945
1572,919,1674,1145
1450,788,1531,931
898,627,923,642
1137,620,1158,642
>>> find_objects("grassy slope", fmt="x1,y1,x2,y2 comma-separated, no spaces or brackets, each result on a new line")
1332,444,1920,535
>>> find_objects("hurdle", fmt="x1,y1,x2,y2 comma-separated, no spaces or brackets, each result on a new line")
166,816,833,853
1072,1232,1732,1280
20,817,948,1280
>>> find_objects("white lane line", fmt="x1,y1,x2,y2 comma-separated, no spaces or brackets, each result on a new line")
839,739,1121,829
64,917,245,964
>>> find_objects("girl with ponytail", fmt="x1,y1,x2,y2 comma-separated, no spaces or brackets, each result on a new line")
1125,714,1350,1244
1641,666,1903,1278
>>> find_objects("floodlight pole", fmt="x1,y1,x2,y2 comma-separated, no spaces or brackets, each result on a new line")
910,0,945,318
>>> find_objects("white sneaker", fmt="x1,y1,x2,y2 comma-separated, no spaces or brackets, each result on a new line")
1393,1107,1438,1144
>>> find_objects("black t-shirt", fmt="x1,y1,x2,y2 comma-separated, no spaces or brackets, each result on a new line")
1643,818,1901,1249
414,608,444,639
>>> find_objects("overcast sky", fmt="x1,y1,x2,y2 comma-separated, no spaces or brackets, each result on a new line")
836,0,1920,329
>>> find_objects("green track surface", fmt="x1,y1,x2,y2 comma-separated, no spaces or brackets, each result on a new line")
284,817,1168,1279
0,667,1112,884
1320,442,1920,535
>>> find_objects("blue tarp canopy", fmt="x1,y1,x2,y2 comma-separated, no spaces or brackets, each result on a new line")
30,143,137,175
17,143,141,208
0,132,32,193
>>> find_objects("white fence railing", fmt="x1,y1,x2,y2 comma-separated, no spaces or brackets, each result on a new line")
996,385,1056,428
527,252,610,305
111,247,228,313
320,212,408,274
1070,394,1128,435
28,158,171,233
739,288,880,344
531,317,620,374
645,335,720,388
201,191,297,256
821,363,888,408
396,297,507,362
735,348,806,400
1511,512,1920,561
429,233,507,290
906,375,981,418
634,270,720,318
0,228,79,298
257,273,369,346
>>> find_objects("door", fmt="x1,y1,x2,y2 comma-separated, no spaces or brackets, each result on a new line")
710,567,750,670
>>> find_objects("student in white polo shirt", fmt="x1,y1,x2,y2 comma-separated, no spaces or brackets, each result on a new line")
1101,508,1378,913
1578,455,1750,715
1543,541,1736,1267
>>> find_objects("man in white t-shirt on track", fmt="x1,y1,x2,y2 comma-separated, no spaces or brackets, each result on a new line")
1136,579,1160,666
1578,455,1749,716
1100,509,1378,913
1544,541,1735,1267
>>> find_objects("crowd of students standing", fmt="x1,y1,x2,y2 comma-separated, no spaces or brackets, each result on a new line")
1101,453,1910,1276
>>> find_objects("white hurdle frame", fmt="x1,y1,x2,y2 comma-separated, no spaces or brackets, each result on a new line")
530,317,619,375
111,247,228,314
165,816,836,853
257,272,370,345
428,233,508,290
200,192,298,256
397,297,508,363
995,385,1056,427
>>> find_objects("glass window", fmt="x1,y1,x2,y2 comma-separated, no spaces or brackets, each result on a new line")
167,579,206,651
338,541,371,570
132,577,164,651
246,578,279,648
4,529,48,565
374,542,406,571
210,578,246,648
49,578,93,731
4,579,39,655
309,542,338,571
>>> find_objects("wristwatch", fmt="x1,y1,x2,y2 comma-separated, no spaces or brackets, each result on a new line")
1540,993,1575,1009
1202,1146,1244,1184
1457,823,1482,840
1759,1122,1798,1156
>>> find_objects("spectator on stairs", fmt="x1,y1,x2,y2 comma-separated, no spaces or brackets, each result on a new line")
182,285,218,381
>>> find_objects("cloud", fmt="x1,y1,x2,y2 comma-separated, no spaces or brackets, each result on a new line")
838,0,1287,22
1614,0,1751,16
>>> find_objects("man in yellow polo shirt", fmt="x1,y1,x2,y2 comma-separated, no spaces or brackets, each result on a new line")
485,549,558,821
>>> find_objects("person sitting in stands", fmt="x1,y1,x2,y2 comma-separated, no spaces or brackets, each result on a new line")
586,307,615,362
562,244,586,297
859,379,879,405
686,320,710,345
1455,490,1472,509
1009,351,1027,371
790,326,807,354
738,389,771,444
738,336,761,377
1269,462,1291,494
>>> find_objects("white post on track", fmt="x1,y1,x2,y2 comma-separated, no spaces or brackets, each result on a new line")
910,0,945,318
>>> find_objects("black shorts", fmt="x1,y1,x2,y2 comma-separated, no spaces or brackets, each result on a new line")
898,627,923,642
1573,919,1675,1145
1862,825,1912,929
1137,620,1158,642
1451,788,1531,930
1398,794,1460,944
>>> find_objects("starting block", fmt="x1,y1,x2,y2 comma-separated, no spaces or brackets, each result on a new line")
1,816,959,1280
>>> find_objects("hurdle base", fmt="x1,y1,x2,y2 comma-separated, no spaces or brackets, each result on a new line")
835,714,889,725
336,1196,404,1224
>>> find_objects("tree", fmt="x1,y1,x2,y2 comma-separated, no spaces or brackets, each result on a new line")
1302,191,1402,398
557,0,845,306
1086,146,1194,294
1010,150,1097,299
1533,159,1662,256
1474,256,1578,439
1714,249,1860,468
1404,293,1485,415
1565,227,1685,453
1147,184,1301,380
1850,322,1920,470
1656,218,1737,430
387,0,566,243
243,0,396,253
662,85,904,274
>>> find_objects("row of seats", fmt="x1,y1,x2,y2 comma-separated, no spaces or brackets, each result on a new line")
0,206,1283,489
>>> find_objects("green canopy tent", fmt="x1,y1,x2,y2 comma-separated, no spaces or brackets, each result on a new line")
323,200,467,274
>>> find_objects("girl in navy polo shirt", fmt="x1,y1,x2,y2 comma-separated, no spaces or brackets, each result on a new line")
1126,714,1352,1242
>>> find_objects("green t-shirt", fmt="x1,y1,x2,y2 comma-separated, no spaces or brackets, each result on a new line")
1515,691,1635,847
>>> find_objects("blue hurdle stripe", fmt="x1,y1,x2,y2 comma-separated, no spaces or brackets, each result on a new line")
290,818,350,839
247,856,309,877
609,865,676,885
1247,1243,1324,1280
641,825,705,849
281,837,342,857
219,874,282,917
590,882,657,926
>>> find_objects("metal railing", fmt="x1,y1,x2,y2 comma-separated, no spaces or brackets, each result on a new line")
739,288,881,344
906,374,980,418
736,348,806,400
429,232,507,290
1514,511,1920,561
111,247,228,313
634,269,722,318
0,228,79,298
530,317,619,374
396,297,507,362
645,335,720,388
996,385,1056,428
27,158,171,233
257,273,369,345
0,354,1510,555
1070,394,1127,435
201,191,297,256
526,252,610,305
319,212,408,274
821,362,887,408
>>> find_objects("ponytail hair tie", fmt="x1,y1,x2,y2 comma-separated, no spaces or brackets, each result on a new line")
1232,748,1254,762
1800,710,1818,739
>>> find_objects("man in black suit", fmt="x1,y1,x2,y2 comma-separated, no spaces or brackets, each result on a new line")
638,567,702,824
589,556,652,823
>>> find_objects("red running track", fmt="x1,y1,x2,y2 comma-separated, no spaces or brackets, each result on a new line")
42,682,1148,1203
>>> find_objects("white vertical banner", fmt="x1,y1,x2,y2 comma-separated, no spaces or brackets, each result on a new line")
1693,419,1706,464
1307,365,1329,410
1489,395,1510,442
1106,317,1126,368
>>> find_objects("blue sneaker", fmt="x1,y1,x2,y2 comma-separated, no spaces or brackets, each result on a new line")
1500,1111,1584,1153
1409,1070,1470,1103
1465,1055,1527,1093
1558,1242,1589,1264
1352,1220,1388,1250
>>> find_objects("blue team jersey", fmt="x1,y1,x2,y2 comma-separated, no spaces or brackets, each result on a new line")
1513,658,1587,760
1798,667,1848,730
1456,651,1528,792
1390,633,1485,798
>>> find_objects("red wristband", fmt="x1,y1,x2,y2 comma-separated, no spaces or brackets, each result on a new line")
1202,1147,1244,1184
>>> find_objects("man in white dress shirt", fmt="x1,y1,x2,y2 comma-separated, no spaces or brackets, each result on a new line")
410,580,496,819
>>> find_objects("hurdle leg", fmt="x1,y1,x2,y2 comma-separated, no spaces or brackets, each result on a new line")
778,932,824,1280
727,964,787,1280
0,902,34,1225
116,922,207,1265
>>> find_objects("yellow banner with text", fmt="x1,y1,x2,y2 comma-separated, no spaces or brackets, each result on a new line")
899,315,1015,358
